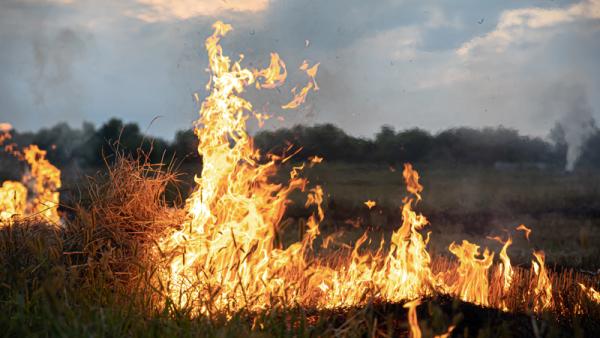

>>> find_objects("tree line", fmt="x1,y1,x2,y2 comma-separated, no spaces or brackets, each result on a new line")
2,118,599,171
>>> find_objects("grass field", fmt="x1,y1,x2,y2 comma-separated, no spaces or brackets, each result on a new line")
276,163,600,270
2,160,600,337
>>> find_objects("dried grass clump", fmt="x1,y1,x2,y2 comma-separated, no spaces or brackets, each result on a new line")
62,151,186,291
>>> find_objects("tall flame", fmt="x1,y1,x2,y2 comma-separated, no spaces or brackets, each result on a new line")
159,21,310,313
530,250,553,312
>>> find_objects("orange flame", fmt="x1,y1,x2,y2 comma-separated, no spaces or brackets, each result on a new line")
578,283,600,304
404,299,422,338
152,21,578,319
254,52,287,89
23,145,62,224
308,155,323,166
443,240,494,306
516,224,531,241
530,250,553,312
281,60,320,109
159,21,312,313
0,141,61,225
0,181,27,223
0,123,12,133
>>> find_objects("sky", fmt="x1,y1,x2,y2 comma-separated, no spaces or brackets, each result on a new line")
0,0,599,139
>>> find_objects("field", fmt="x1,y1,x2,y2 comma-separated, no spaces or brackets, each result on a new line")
285,163,600,270
1,159,600,337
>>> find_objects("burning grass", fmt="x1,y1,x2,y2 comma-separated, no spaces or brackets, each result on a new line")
1,21,600,337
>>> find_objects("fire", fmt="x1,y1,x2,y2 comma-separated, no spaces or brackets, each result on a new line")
578,283,600,303
281,60,320,109
404,299,422,338
158,21,310,313
22,145,62,224
364,200,376,209
309,155,323,165
0,128,61,225
1,20,590,328
0,122,12,133
0,181,27,223
160,21,565,316
488,235,514,310
530,250,553,312
442,240,494,306
516,224,531,241
254,52,287,89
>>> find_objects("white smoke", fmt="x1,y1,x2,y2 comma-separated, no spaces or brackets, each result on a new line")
556,87,597,171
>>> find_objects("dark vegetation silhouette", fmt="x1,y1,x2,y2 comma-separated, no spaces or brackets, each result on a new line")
3,118,600,175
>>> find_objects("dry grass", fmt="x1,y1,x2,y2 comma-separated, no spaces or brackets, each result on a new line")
1,158,599,337
62,152,184,289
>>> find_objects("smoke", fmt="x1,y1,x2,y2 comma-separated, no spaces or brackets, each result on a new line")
553,85,597,171
30,28,87,107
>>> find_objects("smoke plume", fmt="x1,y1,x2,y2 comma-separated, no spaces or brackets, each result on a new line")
555,86,597,171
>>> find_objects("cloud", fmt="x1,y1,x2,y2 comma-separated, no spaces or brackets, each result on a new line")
129,0,270,22
457,0,600,57
1,0,599,140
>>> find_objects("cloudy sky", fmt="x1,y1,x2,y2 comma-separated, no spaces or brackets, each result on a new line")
0,0,599,139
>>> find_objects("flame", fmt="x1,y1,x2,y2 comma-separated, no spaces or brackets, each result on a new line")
153,21,589,319
0,181,27,223
0,136,61,225
516,224,531,241
22,145,62,224
0,122,12,133
308,155,323,166
281,60,320,109
530,250,553,312
300,60,320,90
443,240,494,306
488,235,513,310
254,52,287,89
404,299,422,338
159,21,311,313
578,283,600,303
403,163,423,201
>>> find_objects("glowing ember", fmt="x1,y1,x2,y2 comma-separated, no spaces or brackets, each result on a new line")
309,155,323,165
364,200,376,209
